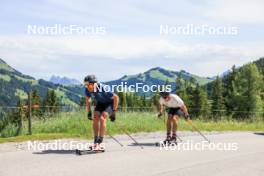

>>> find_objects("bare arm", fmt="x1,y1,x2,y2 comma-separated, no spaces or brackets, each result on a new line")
180,104,190,119
86,97,92,112
159,104,164,114
157,103,164,118
112,94,119,111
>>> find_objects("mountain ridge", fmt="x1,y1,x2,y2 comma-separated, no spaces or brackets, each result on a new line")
0,58,83,106
105,67,213,95
49,75,81,86
3,57,261,106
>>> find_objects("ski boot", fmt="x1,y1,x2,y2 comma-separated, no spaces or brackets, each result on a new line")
163,136,172,145
170,136,177,145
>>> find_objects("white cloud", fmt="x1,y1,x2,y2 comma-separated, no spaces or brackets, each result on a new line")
205,0,264,24
1,35,263,60
0,35,263,80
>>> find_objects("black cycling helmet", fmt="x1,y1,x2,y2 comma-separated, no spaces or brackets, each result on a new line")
160,91,170,98
84,75,97,83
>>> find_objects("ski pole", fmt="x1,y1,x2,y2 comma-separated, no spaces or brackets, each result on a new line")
175,132,183,142
186,119,210,143
107,131,124,147
114,123,144,149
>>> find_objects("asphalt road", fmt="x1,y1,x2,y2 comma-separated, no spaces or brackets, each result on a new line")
0,132,264,176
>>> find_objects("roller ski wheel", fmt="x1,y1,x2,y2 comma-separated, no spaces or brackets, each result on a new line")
170,137,177,145
75,148,105,155
76,144,105,155
155,138,177,147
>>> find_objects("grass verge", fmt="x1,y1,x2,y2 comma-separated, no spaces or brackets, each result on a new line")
1,111,263,143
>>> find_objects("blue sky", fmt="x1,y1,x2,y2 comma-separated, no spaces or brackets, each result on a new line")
1,0,264,81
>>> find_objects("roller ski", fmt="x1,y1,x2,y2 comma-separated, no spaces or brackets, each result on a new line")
155,136,177,147
76,143,105,155
169,136,177,145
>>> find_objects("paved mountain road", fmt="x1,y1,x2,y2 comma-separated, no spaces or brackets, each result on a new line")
0,132,264,176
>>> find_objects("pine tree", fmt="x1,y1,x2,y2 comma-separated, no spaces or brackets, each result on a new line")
176,76,182,91
189,77,197,85
141,95,147,107
211,76,225,119
126,93,133,108
43,89,58,115
119,92,127,112
151,91,160,110
14,98,24,136
191,84,210,118
176,79,191,107
43,89,51,113
232,63,263,120
31,90,41,117
50,90,58,113
224,65,238,114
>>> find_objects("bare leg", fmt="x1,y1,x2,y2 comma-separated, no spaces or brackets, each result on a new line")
93,111,100,143
166,115,173,139
171,115,179,140
99,112,108,137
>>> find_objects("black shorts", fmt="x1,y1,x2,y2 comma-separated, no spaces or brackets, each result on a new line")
94,102,113,115
168,107,183,117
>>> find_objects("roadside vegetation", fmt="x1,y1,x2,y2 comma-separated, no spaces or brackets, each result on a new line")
1,110,263,143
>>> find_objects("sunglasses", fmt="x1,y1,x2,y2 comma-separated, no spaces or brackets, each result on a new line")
162,95,169,98
84,82,94,86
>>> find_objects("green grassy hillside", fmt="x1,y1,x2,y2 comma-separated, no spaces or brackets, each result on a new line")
0,58,83,106
106,67,213,95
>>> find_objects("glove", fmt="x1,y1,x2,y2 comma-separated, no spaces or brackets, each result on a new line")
157,112,163,118
184,114,190,120
87,111,93,120
109,111,116,122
